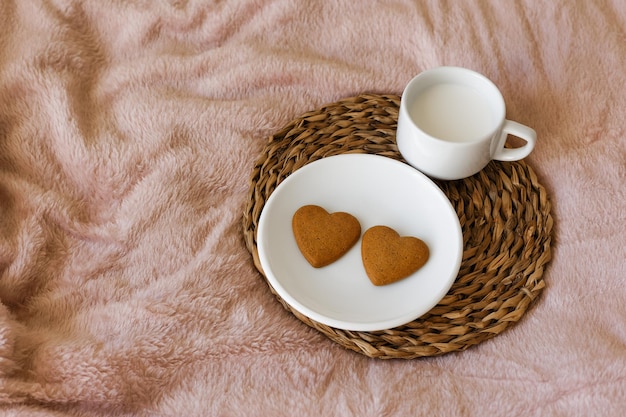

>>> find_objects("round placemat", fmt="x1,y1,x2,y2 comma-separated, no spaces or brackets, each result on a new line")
242,94,553,359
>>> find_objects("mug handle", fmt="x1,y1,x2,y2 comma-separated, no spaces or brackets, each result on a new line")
493,120,536,161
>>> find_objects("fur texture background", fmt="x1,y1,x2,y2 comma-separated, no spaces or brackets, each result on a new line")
0,0,625,416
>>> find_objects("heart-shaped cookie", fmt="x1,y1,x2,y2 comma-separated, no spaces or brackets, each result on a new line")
361,225,430,286
292,205,361,268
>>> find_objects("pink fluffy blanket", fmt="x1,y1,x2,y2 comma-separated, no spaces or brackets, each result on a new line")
1,1,625,416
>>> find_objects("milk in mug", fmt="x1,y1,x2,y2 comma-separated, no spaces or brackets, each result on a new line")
408,83,495,143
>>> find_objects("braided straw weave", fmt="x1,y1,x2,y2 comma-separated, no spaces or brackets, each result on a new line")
242,94,553,359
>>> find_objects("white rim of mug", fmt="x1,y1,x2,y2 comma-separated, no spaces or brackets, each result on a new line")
400,66,506,145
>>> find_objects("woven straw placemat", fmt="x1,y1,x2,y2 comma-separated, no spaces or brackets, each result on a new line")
242,94,553,359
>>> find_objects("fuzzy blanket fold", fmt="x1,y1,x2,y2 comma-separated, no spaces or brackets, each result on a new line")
1,1,625,416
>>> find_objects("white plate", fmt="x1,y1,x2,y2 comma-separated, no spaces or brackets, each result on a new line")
256,154,463,331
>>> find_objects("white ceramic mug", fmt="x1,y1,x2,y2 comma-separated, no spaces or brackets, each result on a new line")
396,66,536,180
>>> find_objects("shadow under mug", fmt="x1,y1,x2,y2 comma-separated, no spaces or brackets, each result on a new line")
396,66,536,180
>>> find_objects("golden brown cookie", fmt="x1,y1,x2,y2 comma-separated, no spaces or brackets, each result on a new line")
292,205,361,268
361,225,429,286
